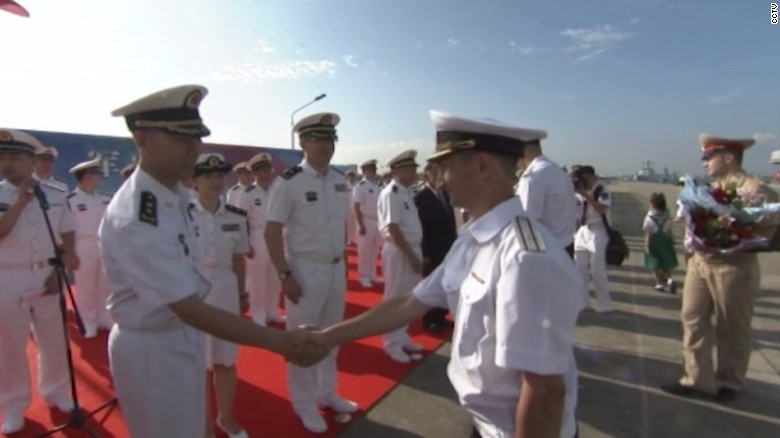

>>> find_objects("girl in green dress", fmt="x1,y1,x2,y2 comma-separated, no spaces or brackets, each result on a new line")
642,193,679,292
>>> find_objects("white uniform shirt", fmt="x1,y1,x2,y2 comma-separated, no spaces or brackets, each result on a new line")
378,181,423,246
576,184,612,226
413,197,581,438
266,161,349,258
189,199,250,274
67,187,111,239
352,178,381,220
233,184,271,231
0,180,75,265
226,183,251,206
516,155,577,247
33,173,69,192
99,168,210,330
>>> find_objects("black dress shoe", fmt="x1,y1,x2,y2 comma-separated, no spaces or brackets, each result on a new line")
660,382,709,399
714,387,740,403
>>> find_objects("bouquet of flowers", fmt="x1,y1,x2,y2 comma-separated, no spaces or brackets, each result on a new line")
678,176,780,253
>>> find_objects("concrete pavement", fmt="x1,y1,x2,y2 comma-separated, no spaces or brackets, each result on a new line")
341,181,780,438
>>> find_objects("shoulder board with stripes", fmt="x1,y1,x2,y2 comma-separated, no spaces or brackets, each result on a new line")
513,216,545,252
66,192,77,199
42,182,65,192
225,204,247,216
282,166,303,180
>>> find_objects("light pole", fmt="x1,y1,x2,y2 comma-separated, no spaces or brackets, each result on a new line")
290,93,327,149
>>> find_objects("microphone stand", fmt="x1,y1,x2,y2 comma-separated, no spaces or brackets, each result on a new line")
32,185,117,438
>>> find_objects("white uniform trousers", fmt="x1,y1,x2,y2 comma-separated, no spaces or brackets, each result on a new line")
574,224,613,312
203,269,241,368
0,268,70,418
74,238,113,333
247,231,282,324
356,218,382,281
285,256,346,413
109,324,205,438
381,243,421,351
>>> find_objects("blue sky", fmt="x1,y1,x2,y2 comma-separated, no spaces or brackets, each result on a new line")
1,0,778,176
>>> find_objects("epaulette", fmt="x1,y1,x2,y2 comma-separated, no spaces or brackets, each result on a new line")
244,185,256,192
66,192,77,199
225,204,248,217
330,166,344,175
282,166,303,180
513,216,545,252
359,180,365,185
99,191,112,198
139,191,158,226
41,182,65,192
230,185,241,191
392,184,398,193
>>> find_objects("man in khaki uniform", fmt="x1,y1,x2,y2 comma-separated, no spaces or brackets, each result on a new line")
662,133,779,403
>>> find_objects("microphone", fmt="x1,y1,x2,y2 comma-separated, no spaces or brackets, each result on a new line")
32,183,49,209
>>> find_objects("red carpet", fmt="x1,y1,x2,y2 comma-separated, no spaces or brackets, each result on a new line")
10,247,449,437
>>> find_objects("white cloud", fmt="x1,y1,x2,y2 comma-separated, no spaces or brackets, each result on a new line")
754,133,779,145
446,38,460,47
560,24,633,62
342,55,359,67
202,59,337,83
413,41,425,50
508,41,538,55
629,17,641,26
250,39,276,54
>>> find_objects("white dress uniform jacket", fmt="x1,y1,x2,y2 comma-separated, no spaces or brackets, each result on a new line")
232,183,281,324
0,180,75,418
226,182,251,206
99,168,211,438
413,198,581,438
574,184,613,312
67,187,113,334
33,174,69,192
516,155,577,248
377,180,423,352
190,199,250,367
352,178,383,281
265,161,350,413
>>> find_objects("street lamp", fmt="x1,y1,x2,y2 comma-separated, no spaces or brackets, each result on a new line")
290,93,327,149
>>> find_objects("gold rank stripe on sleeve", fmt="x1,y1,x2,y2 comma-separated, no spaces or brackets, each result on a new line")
514,216,545,252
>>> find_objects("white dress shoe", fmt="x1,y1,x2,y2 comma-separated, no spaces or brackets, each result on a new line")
322,394,358,413
402,342,424,353
359,277,372,288
296,408,327,433
216,417,248,438
1,413,25,435
387,348,411,363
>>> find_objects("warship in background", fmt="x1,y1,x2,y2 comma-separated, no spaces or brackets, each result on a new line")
632,160,679,184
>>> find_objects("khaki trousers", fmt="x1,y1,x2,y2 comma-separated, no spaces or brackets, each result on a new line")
679,252,760,392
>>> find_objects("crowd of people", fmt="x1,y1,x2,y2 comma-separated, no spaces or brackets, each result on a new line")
1,83,776,437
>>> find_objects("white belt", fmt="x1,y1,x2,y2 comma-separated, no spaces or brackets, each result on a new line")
0,260,50,270
292,253,343,264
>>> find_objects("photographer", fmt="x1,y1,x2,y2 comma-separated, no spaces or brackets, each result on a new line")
572,165,614,313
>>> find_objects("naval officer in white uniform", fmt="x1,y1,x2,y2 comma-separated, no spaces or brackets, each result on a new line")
226,161,253,206
352,159,383,288
190,152,250,438
99,85,324,438
377,149,425,363
33,146,69,192
67,157,113,338
264,112,357,433
0,129,78,435
303,110,582,438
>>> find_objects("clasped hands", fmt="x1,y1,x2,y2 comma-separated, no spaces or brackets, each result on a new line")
284,327,335,367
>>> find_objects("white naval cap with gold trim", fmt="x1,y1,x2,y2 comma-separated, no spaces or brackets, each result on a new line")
294,112,339,140
232,161,250,173
427,110,547,162
111,85,210,138
699,133,755,160
194,153,231,176
69,157,102,174
0,128,44,154
386,149,419,169
360,159,378,168
247,152,273,171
